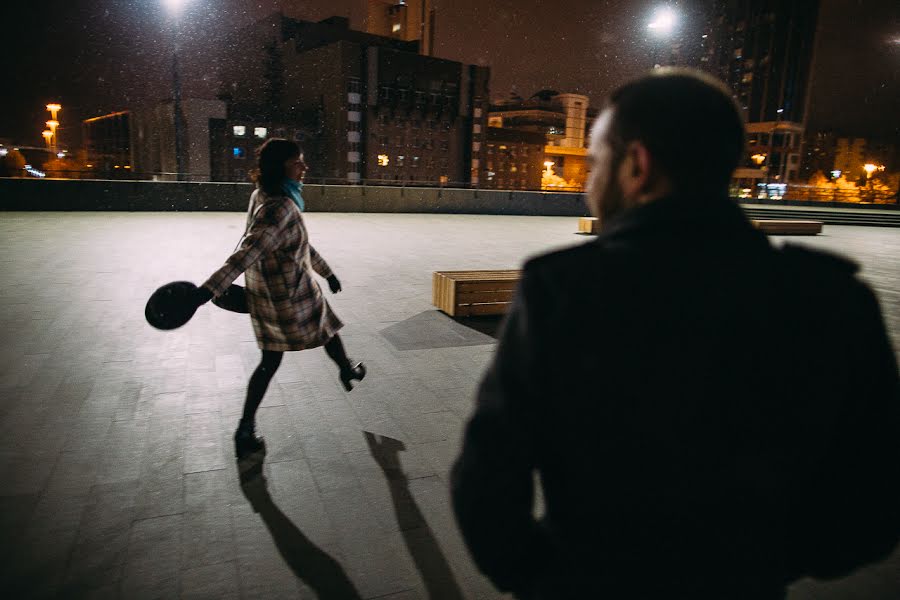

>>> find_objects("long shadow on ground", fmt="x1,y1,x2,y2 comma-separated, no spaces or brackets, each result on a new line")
365,431,465,599
239,460,362,599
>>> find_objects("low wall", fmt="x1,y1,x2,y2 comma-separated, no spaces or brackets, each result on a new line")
0,178,589,216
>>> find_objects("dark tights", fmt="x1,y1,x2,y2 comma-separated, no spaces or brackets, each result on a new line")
238,335,351,430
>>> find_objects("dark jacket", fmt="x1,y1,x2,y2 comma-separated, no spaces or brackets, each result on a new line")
450,195,900,599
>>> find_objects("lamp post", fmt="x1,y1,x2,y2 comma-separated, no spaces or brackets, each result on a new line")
46,121,59,153
163,0,188,180
46,104,61,153
762,107,784,197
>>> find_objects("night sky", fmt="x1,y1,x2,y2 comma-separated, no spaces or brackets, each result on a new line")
1,0,897,149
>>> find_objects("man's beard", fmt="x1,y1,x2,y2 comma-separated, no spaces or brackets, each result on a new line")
597,166,628,229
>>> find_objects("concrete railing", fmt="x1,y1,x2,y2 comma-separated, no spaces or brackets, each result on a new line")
0,178,588,216
2,178,897,219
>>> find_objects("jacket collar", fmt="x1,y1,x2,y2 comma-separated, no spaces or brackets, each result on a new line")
594,194,766,248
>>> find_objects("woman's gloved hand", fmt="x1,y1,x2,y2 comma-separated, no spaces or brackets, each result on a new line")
327,275,342,294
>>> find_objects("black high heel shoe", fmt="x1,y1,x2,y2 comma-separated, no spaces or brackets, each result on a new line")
339,362,366,392
234,427,266,460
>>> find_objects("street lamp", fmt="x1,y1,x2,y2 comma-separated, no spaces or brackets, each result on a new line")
45,104,61,153
46,120,59,153
647,6,679,68
163,0,189,180
163,0,186,14
42,130,53,152
863,163,883,179
648,6,678,35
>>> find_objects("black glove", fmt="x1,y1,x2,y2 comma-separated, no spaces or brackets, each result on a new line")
195,286,214,307
327,275,342,294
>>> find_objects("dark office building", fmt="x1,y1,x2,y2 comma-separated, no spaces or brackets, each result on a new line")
482,128,545,191
708,0,820,124
83,111,134,175
217,13,489,186
366,0,435,56
706,0,821,187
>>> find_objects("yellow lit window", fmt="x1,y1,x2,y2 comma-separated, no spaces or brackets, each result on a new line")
377,154,390,167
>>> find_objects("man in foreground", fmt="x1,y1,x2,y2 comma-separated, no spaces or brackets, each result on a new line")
451,69,900,599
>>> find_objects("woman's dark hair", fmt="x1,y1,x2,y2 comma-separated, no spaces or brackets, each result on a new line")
251,138,301,195
606,68,745,196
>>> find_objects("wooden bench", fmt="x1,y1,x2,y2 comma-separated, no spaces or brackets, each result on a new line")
433,270,521,317
578,216,600,234
751,220,823,235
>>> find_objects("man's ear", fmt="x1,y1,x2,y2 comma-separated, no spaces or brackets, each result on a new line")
618,141,654,198
620,141,674,202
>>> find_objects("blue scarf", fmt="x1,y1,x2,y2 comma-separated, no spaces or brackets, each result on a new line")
283,178,305,212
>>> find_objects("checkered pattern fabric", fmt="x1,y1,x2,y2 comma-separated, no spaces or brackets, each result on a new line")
202,189,343,351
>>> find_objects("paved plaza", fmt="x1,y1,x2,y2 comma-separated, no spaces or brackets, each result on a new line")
0,211,898,599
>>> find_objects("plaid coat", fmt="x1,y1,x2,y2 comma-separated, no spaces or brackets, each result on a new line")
202,189,343,351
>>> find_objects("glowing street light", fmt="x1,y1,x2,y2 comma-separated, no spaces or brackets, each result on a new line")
162,0,188,15
42,130,53,151
863,163,885,179
543,160,556,177
648,6,678,36
46,103,61,120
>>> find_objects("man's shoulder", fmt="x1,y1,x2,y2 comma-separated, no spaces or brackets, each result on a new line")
523,241,607,277
778,243,859,276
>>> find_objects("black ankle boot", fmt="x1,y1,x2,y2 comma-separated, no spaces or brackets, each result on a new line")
339,362,366,392
234,426,266,459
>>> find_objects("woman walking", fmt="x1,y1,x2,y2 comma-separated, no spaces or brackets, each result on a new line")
195,139,365,459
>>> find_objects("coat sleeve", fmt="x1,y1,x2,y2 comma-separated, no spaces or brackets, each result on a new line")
788,280,900,580
308,245,334,279
201,201,287,297
450,264,552,594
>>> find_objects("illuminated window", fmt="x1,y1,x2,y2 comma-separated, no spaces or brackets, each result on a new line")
233,147,246,159
377,154,390,167
254,127,267,139
392,23,401,33
233,125,246,137
397,155,405,167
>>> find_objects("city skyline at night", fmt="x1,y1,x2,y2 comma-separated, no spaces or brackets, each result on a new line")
1,0,897,150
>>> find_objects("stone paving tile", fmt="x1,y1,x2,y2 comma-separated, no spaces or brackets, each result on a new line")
180,561,241,600
0,213,898,599
121,514,183,599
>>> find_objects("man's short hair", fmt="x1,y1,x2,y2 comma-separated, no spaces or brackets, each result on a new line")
606,68,745,195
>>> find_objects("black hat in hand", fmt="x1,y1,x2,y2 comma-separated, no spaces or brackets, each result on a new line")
145,281,203,330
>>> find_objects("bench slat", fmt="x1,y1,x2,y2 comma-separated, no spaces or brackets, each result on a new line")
456,291,516,304
455,302,511,317
456,281,520,293
751,220,822,235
